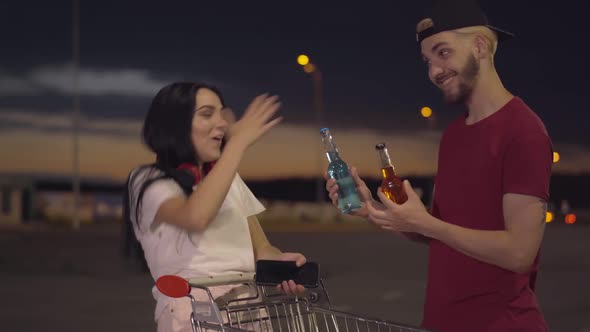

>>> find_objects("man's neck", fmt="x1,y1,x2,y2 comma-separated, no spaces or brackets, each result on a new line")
464,69,514,125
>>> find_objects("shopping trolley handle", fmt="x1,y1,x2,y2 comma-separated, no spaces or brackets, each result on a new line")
188,272,256,287
156,275,191,298
156,273,256,298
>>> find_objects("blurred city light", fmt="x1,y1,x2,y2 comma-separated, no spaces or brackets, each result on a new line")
303,63,316,73
565,213,577,224
553,151,560,163
545,211,554,223
297,54,310,66
421,106,433,118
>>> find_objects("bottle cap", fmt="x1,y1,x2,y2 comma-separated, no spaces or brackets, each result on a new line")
375,142,386,150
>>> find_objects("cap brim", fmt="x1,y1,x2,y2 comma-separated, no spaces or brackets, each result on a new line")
487,25,515,41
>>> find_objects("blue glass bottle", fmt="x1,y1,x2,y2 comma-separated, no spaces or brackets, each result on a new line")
320,128,362,214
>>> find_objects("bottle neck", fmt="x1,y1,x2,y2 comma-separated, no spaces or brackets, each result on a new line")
377,147,399,179
321,131,341,163
325,151,340,163
376,148,394,169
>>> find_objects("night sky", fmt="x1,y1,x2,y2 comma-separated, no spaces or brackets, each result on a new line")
1,1,588,179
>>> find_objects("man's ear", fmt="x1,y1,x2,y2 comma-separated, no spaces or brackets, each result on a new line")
474,34,489,59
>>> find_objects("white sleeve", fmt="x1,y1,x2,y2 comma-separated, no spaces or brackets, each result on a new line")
140,179,185,228
235,174,265,217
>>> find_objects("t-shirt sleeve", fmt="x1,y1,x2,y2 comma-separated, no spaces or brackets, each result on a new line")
234,174,265,217
140,178,185,228
502,132,552,201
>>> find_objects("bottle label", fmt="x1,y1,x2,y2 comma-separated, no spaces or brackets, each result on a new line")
337,176,356,195
337,176,361,212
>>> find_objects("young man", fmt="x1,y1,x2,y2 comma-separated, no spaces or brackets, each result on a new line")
326,1,552,331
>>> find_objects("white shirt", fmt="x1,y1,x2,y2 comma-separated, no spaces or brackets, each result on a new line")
128,166,265,320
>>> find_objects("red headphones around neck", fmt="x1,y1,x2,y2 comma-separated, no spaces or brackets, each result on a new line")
177,162,216,186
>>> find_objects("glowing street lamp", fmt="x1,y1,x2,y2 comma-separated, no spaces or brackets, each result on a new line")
553,151,560,163
297,54,310,66
420,106,433,118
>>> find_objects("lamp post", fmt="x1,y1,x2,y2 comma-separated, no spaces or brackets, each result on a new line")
71,0,81,230
297,54,325,204
420,106,436,129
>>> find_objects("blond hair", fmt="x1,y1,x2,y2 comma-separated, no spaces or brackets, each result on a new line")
416,18,434,35
454,26,498,56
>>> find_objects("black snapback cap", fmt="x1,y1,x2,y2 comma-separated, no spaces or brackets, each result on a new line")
416,0,514,44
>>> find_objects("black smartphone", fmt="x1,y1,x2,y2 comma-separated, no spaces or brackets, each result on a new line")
255,260,320,288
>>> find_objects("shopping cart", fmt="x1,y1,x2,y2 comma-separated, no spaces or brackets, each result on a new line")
156,270,434,332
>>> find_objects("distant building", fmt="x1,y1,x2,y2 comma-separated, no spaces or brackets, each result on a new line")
0,173,123,226
0,175,34,225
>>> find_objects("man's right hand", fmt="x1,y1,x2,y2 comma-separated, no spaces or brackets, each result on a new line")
324,166,372,218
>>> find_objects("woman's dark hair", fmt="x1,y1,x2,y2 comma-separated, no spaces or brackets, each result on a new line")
125,82,225,231
143,82,225,169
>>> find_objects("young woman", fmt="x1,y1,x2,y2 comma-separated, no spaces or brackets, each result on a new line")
125,82,306,332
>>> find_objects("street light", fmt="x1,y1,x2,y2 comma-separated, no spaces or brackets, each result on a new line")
420,106,433,118
297,55,310,66
297,54,325,203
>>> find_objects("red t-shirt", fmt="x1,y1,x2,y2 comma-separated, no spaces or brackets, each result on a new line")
422,97,552,332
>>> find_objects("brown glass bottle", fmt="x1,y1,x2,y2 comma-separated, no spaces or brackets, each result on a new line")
375,143,408,204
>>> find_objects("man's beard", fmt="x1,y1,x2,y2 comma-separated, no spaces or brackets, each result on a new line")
443,55,480,105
